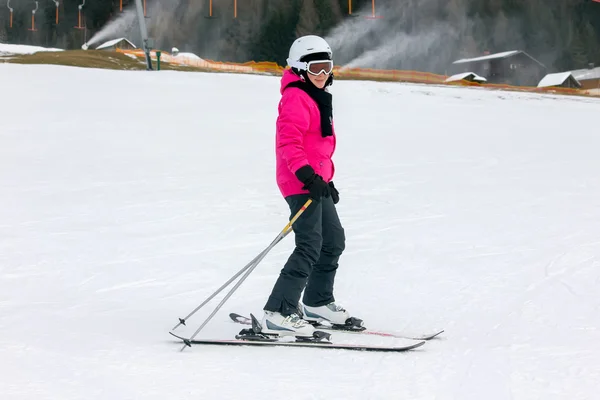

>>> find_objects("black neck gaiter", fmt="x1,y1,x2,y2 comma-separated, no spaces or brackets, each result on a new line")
287,79,333,137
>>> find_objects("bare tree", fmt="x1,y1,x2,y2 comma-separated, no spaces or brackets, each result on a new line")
296,0,318,37
0,24,7,43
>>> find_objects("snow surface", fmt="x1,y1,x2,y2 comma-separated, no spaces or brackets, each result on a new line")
173,52,204,61
0,43,63,56
1,63,600,400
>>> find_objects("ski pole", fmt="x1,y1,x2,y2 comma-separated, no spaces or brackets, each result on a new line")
178,198,313,350
171,201,307,331
175,198,313,349
179,232,284,350
171,234,284,331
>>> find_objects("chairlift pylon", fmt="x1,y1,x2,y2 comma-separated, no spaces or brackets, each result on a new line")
28,1,39,32
75,0,86,29
52,0,60,25
6,0,13,28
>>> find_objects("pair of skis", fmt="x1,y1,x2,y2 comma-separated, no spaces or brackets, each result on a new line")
169,312,443,352
166,200,444,353
228,312,444,341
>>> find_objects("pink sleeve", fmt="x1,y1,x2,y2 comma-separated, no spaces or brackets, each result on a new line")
276,89,311,174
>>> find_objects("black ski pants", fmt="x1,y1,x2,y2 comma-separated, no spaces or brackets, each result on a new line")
264,194,346,316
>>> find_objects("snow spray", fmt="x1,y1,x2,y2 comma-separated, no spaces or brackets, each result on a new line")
85,8,138,49
324,0,461,74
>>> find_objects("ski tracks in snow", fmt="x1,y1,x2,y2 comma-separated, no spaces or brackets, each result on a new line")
441,246,600,399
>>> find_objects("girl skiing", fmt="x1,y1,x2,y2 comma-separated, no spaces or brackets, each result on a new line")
262,35,353,337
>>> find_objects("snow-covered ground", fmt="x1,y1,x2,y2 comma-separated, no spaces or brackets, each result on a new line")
0,43,63,57
1,63,599,399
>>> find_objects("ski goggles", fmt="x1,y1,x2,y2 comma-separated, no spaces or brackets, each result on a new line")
305,60,334,75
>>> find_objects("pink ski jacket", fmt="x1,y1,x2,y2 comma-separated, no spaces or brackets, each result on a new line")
275,69,336,198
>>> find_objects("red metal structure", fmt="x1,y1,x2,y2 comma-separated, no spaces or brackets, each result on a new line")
365,0,383,19
52,0,59,24
75,0,86,29
7,0,13,28
28,1,39,31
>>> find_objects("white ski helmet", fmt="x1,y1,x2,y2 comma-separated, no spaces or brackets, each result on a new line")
286,35,332,72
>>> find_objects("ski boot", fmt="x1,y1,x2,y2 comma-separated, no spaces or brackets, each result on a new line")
260,311,316,337
236,313,330,343
302,302,366,332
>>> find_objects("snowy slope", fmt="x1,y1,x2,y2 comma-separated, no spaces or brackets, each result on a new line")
1,63,599,400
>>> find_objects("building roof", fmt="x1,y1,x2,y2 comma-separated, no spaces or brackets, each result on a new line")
96,38,137,50
568,66,600,81
445,72,487,83
537,72,581,88
452,50,545,69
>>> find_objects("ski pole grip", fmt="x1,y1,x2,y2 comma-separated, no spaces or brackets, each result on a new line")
283,198,312,234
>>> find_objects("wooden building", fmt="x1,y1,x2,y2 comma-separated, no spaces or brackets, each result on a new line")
449,50,547,87
96,38,137,51
537,72,582,89
569,66,600,90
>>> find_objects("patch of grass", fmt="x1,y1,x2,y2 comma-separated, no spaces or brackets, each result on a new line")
2,49,216,73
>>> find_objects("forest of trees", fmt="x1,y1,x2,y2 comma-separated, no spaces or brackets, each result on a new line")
1,0,600,74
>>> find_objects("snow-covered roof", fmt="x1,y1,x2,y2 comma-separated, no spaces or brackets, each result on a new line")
452,50,520,64
445,72,487,83
96,38,136,50
452,50,546,69
568,67,600,81
537,72,580,88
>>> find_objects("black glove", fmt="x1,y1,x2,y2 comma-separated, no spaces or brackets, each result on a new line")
328,181,339,204
295,165,331,201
